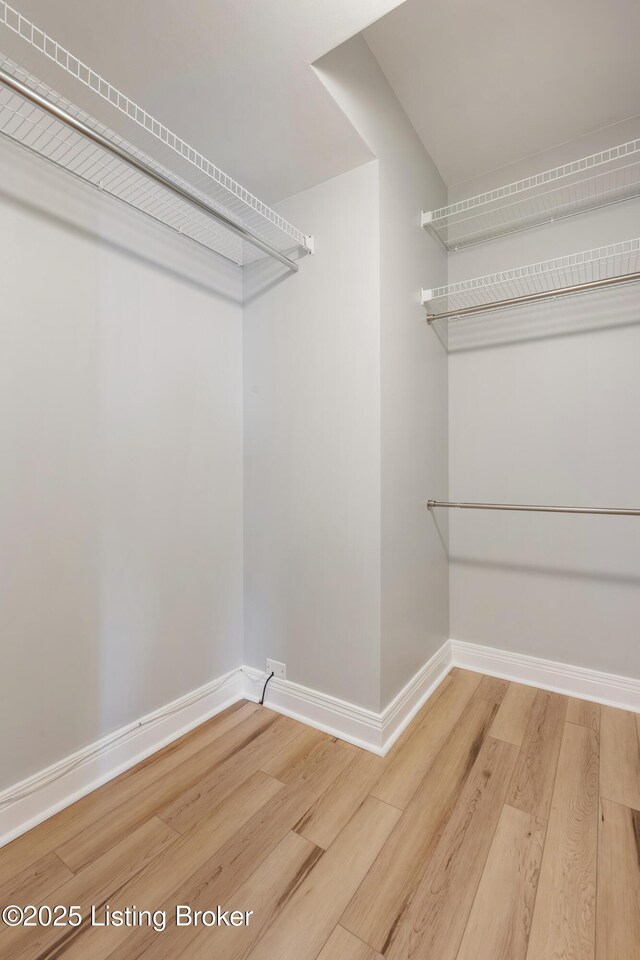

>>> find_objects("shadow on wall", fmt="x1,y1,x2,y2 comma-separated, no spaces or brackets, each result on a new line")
243,243,308,304
451,555,640,588
440,282,640,353
0,139,243,304
428,509,450,559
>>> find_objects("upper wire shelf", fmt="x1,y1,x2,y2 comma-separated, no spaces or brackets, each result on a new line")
421,237,640,322
0,3,313,269
422,139,640,251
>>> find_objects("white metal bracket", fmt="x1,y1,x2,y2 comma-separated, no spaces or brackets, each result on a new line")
420,288,433,306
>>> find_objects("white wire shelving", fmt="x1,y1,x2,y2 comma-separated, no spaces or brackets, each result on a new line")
422,140,640,251
421,238,640,323
0,3,313,269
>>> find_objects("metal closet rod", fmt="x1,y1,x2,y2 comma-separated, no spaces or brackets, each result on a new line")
0,66,299,272
427,500,640,517
426,271,640,323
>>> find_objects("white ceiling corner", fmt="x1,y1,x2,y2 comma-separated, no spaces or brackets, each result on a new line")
4,0,405,203
364,0,640,186
5,1,639,201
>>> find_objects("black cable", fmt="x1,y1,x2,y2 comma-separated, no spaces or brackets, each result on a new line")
259,671,275,705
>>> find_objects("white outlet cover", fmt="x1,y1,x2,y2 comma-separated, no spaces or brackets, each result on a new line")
266,658,286,680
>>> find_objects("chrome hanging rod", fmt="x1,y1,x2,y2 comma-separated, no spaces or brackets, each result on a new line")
427,500,640,517
0,66,299,272
425,271,640,323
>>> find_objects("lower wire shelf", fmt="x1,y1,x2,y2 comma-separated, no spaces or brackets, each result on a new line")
421,237,640,323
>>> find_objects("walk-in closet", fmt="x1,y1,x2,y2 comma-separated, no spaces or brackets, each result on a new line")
1,2,639,958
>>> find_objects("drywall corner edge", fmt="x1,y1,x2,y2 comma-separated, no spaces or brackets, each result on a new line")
242,641,453,755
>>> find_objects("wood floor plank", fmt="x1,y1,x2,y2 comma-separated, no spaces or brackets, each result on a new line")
4,675,636,960
489,683,538,746
526,721,599,960
506,689,567,821
293,679,477,853
158,831,322,960
599,706,640,810
260,727,331,782
55,711,298,871
56,770,284,960
105,738,355,960
596,798,640,960
247,796,401,960
384,737,519,960
294,749,386,849
0,700,258,884
0,851,73,909
370,668,481,810
0,674,444,897
0,817,178,960
455,805,545,960
341,697,498,954
316,926,383,960
474,675,509,705
295,673,477,851
566,698,600,734
156,713,303,834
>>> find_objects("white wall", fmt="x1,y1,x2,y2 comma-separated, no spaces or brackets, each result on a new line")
316,36,449,707
1,31,445,795
0,138,244,790
448,125,640,678
244,34,450,715
13,19,640,800
243,161,382,711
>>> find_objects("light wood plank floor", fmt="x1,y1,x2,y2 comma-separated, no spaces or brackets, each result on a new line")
1,669,639,959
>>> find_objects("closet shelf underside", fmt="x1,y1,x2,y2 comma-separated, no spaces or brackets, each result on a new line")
422,139,640,250
0,2,311,268
421,237,640,322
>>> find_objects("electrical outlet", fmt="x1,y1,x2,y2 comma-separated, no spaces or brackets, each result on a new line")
266,658,286,680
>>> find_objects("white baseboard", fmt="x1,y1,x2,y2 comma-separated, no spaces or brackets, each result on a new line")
9,636,633,851
0,648,453,849
242,642,452,756
450,639,640,712
0,667,245,850
242,666,384,753
379,642,453,751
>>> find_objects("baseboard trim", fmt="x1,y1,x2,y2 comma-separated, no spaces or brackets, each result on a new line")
450,639,640,712
379,642,453,752
242,666,385,752
0,667,245,850
15,636,633,849
20,640,640,846
242,642,452,755
0,649,454,849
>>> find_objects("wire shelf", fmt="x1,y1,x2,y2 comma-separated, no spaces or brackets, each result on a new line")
0,3,312,267
422,140,640,250
421,238,640,322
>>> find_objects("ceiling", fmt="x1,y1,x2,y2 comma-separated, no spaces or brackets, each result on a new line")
3,0,403,203
3,1,640,204
364,0,640,187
